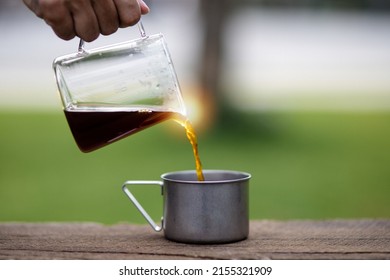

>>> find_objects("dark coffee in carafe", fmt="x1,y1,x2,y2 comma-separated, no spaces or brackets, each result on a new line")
64,109,205,181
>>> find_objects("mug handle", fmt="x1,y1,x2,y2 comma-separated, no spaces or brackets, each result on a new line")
121,180,163,232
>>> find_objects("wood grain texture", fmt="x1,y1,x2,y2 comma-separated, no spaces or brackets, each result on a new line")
0,220,389,259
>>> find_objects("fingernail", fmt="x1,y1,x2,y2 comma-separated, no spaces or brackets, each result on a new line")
139,0,150,13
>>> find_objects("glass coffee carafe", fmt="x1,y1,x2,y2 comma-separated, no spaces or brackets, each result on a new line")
53,24,186,152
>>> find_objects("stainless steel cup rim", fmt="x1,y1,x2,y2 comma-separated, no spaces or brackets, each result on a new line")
161,169,251,184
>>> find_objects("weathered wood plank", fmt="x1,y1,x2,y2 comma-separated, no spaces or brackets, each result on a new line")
0,220,389,260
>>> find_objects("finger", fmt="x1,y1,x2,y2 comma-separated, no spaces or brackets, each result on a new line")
68,0,100,42
37,0,76,40
138,0,150,15
91,0,119,36
113,0,141,28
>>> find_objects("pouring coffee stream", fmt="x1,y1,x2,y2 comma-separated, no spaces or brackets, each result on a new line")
173,115,205,181
54,23,205,181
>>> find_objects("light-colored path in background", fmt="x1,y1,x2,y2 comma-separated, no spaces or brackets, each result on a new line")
1,1,389,110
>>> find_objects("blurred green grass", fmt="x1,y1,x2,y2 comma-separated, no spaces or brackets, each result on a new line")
0,110,389,224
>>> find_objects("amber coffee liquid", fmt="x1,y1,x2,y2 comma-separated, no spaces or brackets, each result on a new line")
64,109,204,181
172,115,205,181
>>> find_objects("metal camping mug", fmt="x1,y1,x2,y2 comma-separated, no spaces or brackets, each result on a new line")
122,170,251,244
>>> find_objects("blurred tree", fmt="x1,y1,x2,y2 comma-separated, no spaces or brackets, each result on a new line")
198,0,236,128
197,0,389,131
199,0,232,99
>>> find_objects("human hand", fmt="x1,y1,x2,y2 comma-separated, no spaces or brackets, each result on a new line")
23,0,150,42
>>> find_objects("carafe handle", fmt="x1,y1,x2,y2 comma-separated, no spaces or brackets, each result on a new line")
78,21,147,54
121,180,163,232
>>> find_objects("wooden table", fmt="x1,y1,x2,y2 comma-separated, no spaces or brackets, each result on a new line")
0,220,389,259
